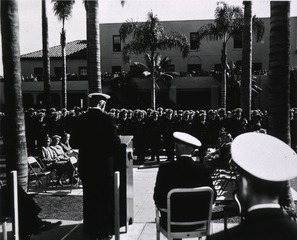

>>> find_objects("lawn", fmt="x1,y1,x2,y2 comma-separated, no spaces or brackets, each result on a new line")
33,194,83,221
32,194,241,223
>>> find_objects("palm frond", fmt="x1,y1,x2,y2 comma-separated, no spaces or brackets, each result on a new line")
198,23,222,42
160,56,172,70
252,85,262,92
122,40,151,63
119,21,138,42
154,53,162,67
160,73,174,81
158,31,190,58
120,10,189,71
52,0,75,22
132,61,149,71
214,2,243,39
252,16,265,42
144,53,152,68
143,71,151,77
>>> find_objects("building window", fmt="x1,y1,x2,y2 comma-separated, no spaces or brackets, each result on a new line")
33,67,43,81
190,32,199,50
164,64,175,72
113,35,121,52
233,35,242,49
187,64,201,76
112,66,121,74
214,64,222,71
34,67,43,76
252,63,262,75
79,67,88,80
54,67,62,77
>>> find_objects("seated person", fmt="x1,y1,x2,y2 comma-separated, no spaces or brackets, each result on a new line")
207,132,297,240
154,132,217,232
203,131,233,172
50,135,70,161
59,132,79,159
39,135,71,186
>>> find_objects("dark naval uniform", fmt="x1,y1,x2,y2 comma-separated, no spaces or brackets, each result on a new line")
154,156,216,209
207,208,297,240
208,132,297,240
77,107,121,238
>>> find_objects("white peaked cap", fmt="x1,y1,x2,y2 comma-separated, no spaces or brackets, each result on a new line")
88,93,110,100
173,131,201,147
231,132,297,182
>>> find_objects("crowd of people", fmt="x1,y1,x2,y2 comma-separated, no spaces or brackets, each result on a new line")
21,105,297,163
2,97,297,240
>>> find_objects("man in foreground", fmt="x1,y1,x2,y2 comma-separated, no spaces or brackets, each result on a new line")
77,93,121,240
207,132,297,240
0,184,61,240
154,131,217,218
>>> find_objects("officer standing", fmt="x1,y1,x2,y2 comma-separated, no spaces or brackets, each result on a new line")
77,93,121,240
207,132,297,240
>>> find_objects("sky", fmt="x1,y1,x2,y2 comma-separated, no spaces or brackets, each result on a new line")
1,0,297,76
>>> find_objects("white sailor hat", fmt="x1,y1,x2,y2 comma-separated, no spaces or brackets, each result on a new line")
173,131,201,147
231,132,297,182
88,93,110,101
52,135,61,140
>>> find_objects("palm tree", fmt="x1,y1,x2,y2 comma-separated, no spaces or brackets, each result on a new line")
1,0,28,189
241,1,252,121
42,0,51,110
119,11,190,110
84,0,102,94
131,54,175,90
226,60,262,110
52,0,75,109
197,2,264,109
268,1,295,217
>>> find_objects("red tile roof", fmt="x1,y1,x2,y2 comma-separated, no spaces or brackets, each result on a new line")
21,40,87,59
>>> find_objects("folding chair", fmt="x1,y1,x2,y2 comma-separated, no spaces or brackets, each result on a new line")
69,156,81,192
0,181,8,240
156,186,214,240
212,160,237,197
27,156,51,192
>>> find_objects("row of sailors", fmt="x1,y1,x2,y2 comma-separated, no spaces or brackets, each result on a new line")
25,107,254,152
24,106,270,133
22,106,297,155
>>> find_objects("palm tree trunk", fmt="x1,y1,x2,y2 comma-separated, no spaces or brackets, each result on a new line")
86,0,102,94
241,1,252,121
151,51,156,110
269,1,291,143
61,27,67,108
1,0,28,190
269,1,294,216
221,41,227,109
42,0,51,110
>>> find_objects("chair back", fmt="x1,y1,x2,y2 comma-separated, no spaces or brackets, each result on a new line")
166,186,214,238
28,156,48,171
69,156,78,165
28,156,43,171
27,156,38,165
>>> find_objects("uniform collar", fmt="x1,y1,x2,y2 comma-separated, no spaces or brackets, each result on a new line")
248,203,280,212
179,154,192,158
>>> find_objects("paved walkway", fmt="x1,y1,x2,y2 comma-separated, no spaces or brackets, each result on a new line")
1,162,237,240
1,160,297,240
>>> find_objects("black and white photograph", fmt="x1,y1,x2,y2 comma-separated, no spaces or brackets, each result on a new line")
1,0,297,239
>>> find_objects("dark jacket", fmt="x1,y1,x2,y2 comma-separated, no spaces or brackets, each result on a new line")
207,208,297,240
154,156,217,209
76,108,121,237
77,108,121,178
